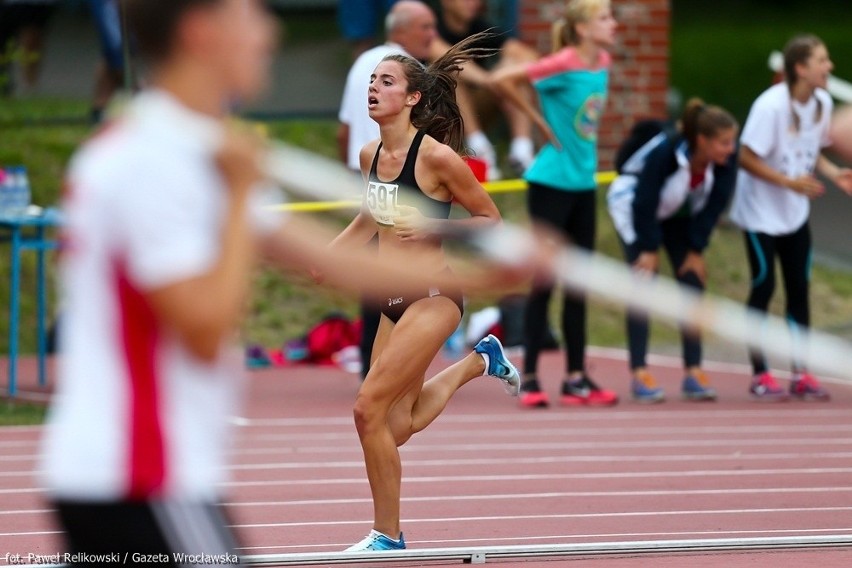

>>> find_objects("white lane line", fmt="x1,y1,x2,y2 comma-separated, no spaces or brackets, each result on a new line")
232,506,852,529
6,463,852,493
223,486,852,508
4,486,850,517
8,408,852,438
344,438,852,453
8,436,852,463
5,525,851,543
7,406,843,436
8,406,852,435
222,467,852,488
228,454,852,471
235,527,852,552
0,487,42,495
0,530,62,538
5,437,852,466
0,509,49,516
6,455,852,479
238,423,852,445
229,408,852,427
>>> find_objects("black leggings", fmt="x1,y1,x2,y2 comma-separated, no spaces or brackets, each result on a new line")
523,183,596,375
743,222,811,374
622,217,704,371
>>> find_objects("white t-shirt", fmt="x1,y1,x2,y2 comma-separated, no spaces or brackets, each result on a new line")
338,42,407,171
729,82,833,235
40,90,282,502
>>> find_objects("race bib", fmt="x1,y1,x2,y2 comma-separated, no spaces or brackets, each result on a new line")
366,181,399,226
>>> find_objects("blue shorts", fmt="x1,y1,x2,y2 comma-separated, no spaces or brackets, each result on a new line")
338,0,399,42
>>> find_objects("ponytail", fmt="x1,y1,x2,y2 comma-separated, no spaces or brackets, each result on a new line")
382,32,497,154
552,18,570,52
783,34,826,132
680,97,738,151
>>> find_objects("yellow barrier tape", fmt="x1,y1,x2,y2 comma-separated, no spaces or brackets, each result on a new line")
274,171,617,212
272,200,360,213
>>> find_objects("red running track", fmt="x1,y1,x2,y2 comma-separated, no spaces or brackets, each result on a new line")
3,349,852,567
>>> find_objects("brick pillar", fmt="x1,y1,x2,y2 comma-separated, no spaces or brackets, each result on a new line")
518,0,670,170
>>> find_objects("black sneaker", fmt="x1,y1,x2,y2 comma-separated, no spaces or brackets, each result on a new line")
561,375,619,406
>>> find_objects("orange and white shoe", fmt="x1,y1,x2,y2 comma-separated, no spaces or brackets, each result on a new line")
631,370,665,403
681,370,717,401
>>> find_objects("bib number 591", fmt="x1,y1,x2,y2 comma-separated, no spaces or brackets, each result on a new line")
366,182,399,225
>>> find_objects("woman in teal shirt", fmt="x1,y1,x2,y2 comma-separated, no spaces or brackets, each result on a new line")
492,0,618,408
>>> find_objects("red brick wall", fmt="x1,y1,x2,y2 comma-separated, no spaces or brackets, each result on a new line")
518,0,670,170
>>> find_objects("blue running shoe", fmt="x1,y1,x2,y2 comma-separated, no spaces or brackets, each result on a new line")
630,370,665,403
345,530,406,551
474,334,521,396
682,371,717,401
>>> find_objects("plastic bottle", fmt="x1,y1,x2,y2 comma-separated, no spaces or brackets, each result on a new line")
10,166,31,216
0,168,13,217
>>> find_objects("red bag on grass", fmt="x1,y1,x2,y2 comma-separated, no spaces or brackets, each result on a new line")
305,314,360,365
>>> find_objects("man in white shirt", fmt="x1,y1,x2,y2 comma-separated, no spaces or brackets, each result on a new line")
337,0,437,171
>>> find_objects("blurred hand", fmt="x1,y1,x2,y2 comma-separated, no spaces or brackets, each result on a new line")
786,174,824,199
633,251,659,277
678,251,706,286
534,117,562,151
834,168,852,196
215,125,265,201
394,205,431,241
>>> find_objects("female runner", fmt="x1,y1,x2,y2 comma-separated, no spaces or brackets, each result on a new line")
329,34,521,551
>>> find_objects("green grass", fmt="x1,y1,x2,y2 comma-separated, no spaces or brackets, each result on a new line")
274,8,345,46
0,401,47,426
671,0,852,122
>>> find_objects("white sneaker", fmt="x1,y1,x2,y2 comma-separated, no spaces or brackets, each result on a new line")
508,137,534,174
345,530,406,551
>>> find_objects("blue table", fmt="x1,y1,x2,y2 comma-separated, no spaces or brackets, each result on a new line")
0,208,62,397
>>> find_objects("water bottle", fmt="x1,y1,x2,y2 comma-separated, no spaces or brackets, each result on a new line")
0,168,13,217
9,166,31,216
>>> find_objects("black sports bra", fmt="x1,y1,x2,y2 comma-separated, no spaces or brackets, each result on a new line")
366,130,452,226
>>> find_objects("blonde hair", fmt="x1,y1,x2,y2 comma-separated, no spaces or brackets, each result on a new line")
552,0,611,52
